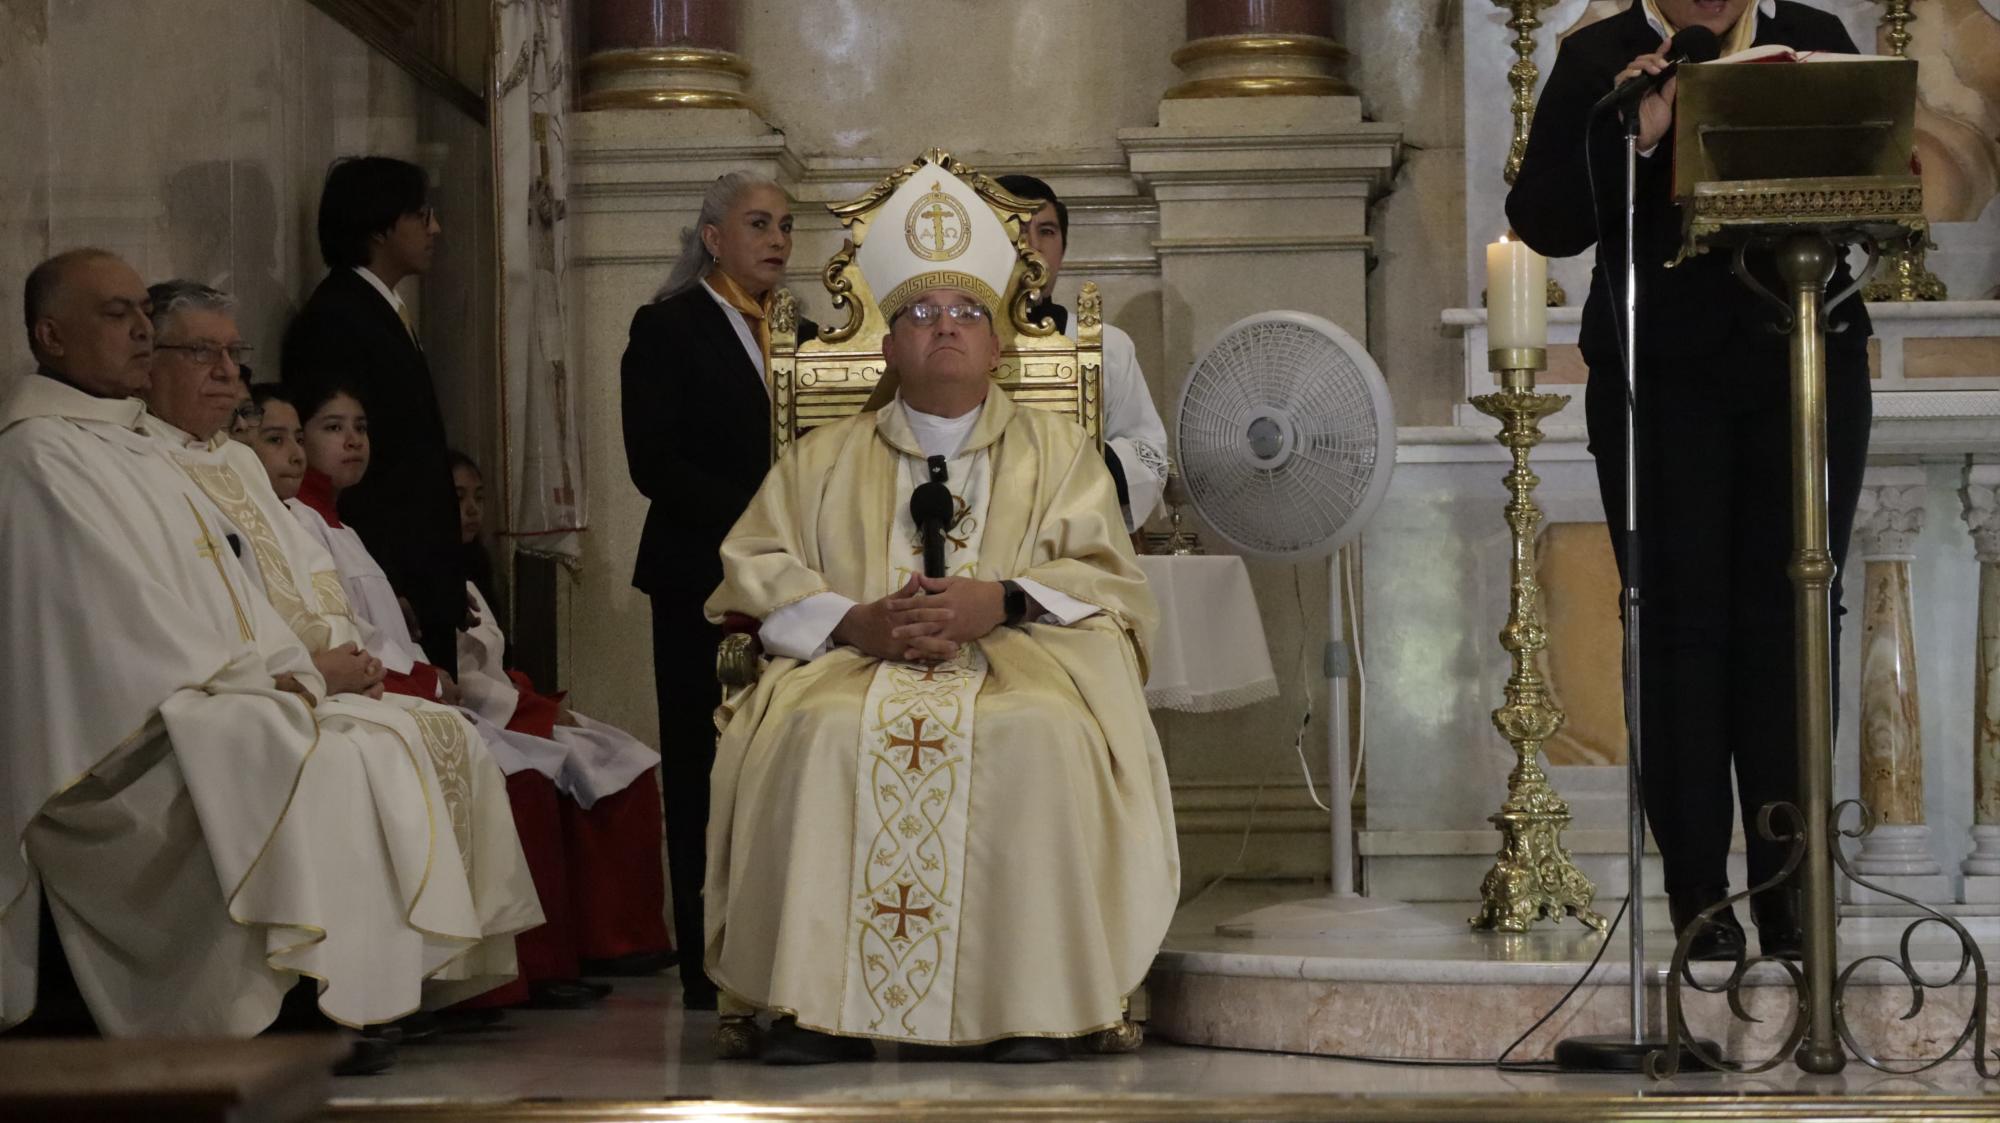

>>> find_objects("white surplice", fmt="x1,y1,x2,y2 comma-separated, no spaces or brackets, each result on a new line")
286,499,657,808
0,376,538,1035
1070,320,1168,532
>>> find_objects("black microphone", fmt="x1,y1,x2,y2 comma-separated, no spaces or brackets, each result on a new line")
1591,25,1720,118
910,455,952,579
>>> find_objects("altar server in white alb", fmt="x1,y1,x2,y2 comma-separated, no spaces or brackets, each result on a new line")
703,156,1177,1064
995,174,1170,533
0,250,539,1039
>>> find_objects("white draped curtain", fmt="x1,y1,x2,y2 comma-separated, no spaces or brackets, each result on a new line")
491,0,584,564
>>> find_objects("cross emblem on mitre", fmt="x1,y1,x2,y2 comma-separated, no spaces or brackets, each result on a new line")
905,181,970,262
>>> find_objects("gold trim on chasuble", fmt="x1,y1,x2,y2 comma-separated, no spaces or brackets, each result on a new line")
841,447,995,1039
174,458,332,652
311,571,355,619
409,707,477,877
185,499,253,642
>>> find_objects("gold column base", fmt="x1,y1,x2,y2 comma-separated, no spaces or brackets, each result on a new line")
580,47,758,112
1468,360,1606,933
1164,34,1354,99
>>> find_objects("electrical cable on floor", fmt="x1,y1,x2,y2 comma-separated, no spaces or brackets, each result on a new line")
1181,567,1319,909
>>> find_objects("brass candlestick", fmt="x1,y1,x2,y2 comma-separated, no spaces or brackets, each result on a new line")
1863,0,1947,302
1493,0,1568,305
1470,348,1606,933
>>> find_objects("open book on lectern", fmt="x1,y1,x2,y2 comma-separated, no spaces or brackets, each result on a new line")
1669,49,1921,256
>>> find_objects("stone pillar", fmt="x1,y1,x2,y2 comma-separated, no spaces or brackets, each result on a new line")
581,0,754,112
1844,466,1950,906
1962,463,2000,903
1169,0,1353,99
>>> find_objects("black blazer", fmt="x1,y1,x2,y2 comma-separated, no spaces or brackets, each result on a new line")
1506,0,1871,373
281,266,465,673
619,285,815,605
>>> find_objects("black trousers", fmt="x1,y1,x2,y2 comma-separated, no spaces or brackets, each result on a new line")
1583,332,1871,898
650,593,724,1000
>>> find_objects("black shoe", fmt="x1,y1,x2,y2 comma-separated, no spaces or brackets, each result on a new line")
434,1008,508,1034
682,981,720,1012
334,1036,398,1076
983,1036,1066,1064
762,1017,875,1065
369,1011,441,1045
523,981,603,1009
1668,886,1747,963
1752,887,1804,961
580,951,678,977
578,979,614,1000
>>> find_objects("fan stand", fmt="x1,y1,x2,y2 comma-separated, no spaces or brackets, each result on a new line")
1216,552,1455,939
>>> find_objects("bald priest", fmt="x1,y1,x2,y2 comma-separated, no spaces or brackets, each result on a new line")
1,249,538,1039
702,156,1178,1065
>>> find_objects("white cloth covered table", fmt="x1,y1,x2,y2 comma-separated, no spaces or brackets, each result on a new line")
1135,554,1278,713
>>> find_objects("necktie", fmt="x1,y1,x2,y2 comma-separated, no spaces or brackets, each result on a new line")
706,270,773,373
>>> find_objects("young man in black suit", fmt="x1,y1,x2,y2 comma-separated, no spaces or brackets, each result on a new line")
1507,0,1872,962
283,156,463,676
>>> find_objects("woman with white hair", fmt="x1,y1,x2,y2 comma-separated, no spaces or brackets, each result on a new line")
618,171,815,1010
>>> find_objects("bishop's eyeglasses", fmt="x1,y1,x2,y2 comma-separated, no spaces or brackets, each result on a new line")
900,302,991,327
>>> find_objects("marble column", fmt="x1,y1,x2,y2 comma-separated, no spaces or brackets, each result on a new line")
581,0,754,112
1844,466,1950,906
1168,0,1353,99
1961,463,2000,903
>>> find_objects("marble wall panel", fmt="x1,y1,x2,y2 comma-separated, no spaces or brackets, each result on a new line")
738,0,1184,159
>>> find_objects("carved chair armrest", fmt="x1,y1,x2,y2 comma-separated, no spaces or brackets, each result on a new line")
716,612,764,688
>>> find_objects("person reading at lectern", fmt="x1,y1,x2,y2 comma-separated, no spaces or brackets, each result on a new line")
701,158,1178,1064
1506,0,1872,961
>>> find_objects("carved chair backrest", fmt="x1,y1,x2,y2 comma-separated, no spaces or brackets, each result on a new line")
766,148,1103,462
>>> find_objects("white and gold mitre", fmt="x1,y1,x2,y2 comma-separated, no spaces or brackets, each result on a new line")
855,154,1018,320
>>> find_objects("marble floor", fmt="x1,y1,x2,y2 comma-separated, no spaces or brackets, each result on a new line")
326,883,2000,1111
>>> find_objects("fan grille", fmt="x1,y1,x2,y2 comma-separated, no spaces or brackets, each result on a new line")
1177,318,1389,558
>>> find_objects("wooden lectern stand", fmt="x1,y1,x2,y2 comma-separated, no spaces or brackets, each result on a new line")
1653,57,1926,1077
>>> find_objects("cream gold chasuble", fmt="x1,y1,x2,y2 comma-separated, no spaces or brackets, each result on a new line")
138,419,542,985
705,391,1179,1045
0,377,530,1034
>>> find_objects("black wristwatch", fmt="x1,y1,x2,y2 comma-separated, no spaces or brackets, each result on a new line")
1000,579,1029,628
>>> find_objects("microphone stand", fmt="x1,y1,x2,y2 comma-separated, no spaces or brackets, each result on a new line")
1553,107,1709,1073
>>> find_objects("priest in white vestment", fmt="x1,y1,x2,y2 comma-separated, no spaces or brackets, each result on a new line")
995,174,1170,533
0,251,538,1039
131,283,543,986
703,159,1178,1064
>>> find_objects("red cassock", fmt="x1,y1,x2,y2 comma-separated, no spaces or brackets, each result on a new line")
383,669,669,1001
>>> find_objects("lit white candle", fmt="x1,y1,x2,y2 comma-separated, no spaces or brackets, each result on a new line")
1486,233,1547,353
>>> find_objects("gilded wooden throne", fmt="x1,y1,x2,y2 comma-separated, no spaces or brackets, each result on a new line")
711,148,1143,1059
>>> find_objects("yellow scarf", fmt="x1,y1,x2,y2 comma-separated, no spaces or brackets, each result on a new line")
1642,0,1759,59
705,269,773,369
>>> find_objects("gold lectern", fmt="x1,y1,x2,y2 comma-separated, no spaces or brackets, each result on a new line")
1651,57,1992,1079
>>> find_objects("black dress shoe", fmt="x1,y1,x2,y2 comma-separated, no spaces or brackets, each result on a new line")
577,979,614,1000
762,1017,875,1065
1668,886,1747,963
580,950,678,977
523,980,603,1009
983,1036,1067,1063
371,1011,441,1044
334,1036,398,1076
434,1007,507,1034
1752,887,1804,961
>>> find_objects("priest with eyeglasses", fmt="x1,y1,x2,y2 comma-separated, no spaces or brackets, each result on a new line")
701,157,1178,1064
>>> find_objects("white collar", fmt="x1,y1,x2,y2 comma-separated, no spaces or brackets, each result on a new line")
1643,0,1776,40
352,265,406,312
899,398,984,460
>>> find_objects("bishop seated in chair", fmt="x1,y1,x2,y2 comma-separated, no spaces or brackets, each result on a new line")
701,157,1178,1065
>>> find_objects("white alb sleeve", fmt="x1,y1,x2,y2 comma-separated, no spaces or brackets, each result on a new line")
1099,325,1170,531
1012,578,1098,626
758,591,857,662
